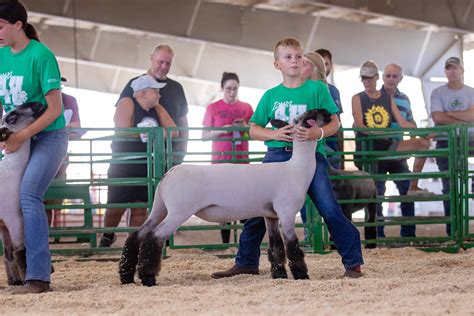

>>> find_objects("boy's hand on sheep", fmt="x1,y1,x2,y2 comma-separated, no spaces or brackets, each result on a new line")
272,124,294,142
294,125,321,141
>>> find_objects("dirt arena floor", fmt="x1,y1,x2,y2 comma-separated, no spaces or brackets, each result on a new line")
0,241,473,315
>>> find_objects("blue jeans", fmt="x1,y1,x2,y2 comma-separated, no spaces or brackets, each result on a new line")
20,129,68,282
235,149,363,270
375,160,416,238
325,141,341,169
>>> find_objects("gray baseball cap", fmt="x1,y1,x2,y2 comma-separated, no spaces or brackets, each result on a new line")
360,62,379,77
131,75,166,92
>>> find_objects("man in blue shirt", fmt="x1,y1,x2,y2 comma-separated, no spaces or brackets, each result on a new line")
376,63,432,238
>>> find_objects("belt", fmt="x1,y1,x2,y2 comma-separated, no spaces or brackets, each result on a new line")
269,146,293,152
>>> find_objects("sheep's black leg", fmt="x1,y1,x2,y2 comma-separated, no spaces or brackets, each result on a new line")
286,238,309,280
3,246,19,286
265,217,288,279
365,203,377,249
12,247,26,285
1,227,24,286
137,231,164,287
119,230,141,284
279,218,309,280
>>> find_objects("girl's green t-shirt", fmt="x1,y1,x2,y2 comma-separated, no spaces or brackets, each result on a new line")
0,40,65,131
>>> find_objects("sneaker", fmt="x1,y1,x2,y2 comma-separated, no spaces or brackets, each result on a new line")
343,266,362,278
211,264,259,279
99,233,117,248
12,280,51,294
407,188,435,197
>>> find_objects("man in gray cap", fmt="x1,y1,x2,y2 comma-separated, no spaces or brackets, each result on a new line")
430,56,474,235
100,74,178,247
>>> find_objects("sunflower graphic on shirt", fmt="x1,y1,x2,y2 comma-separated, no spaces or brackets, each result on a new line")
365,105,390,128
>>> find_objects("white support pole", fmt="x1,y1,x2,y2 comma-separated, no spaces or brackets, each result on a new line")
305,16,321,52
419,39,460,79
192,42,206,78
62,0,71,15
186,0,202,37
89,28,102,61
413,26,434,77
110,68,121,93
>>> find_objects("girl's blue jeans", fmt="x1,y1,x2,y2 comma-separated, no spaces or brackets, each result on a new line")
20,129,68,282
235,148,364,270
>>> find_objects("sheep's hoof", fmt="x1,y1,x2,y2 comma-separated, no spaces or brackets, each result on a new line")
289,262,309,280
7,280,24,286
141,274,156,287
271,264,288,279
119,271,135,285
291,269,309,280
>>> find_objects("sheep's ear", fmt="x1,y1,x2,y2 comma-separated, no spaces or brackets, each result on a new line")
306,119,317,127
301,109,319,128
270,119,288,129
28,102,46,118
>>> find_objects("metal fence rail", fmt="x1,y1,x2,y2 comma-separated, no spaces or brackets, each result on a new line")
460,124,474,248
0,125,472,256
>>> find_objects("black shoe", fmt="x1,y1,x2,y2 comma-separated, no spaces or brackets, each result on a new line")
99,233,117,248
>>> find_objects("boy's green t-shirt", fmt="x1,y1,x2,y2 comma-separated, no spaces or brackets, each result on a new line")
0,40,65,131
250,79,339,156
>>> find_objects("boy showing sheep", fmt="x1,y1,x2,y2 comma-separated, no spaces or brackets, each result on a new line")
212,37,364,279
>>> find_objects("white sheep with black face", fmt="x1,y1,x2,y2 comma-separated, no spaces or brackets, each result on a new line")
0,102,45,285
119,109,332,286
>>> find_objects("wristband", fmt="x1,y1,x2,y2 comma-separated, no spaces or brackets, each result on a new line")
317,128,324,141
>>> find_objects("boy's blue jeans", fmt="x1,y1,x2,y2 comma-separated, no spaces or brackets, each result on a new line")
20,129,68,283
375,159,416,238
235,149,364,270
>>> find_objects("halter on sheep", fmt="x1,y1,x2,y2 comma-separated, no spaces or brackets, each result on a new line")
0,102,46,285
119,109,332,286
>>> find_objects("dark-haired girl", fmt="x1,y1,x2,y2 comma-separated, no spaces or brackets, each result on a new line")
0,0,67,294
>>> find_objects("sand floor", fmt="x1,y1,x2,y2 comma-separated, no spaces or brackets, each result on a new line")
0,246,473,315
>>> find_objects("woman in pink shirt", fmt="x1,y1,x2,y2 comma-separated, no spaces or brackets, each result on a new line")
202,72,254,243
202,72,254,163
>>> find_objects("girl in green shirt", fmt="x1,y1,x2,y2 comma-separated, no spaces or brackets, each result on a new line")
0,0,67,294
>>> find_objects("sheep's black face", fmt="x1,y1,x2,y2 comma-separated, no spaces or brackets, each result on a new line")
0,127,12,142
0,102,46,134
294,109,332,128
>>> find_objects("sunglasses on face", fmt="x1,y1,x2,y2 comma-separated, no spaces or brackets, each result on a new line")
361,76,374,81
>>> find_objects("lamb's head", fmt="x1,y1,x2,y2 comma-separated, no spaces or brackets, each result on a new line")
270,109,332,129
0,102,46,141
293,109,332,128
